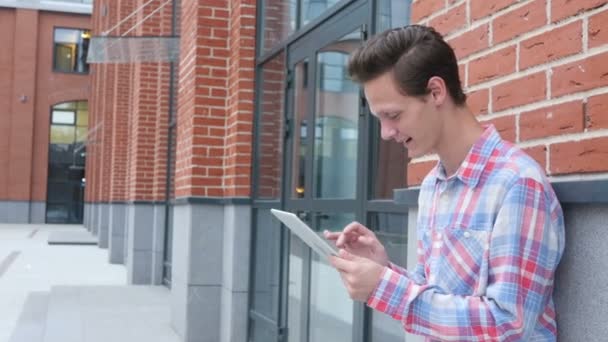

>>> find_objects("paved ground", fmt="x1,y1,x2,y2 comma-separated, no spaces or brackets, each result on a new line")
0,224,125,342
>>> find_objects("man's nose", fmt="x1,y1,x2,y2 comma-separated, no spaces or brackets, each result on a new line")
380,122,397,141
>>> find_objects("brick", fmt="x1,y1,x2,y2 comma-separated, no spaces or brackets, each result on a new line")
469,46,516,86
459,64,466,87
493,72,546,111
551,0,608,23
466,88,490,115
429,3,466,36
407,160,437,186
493,0,546,44
587,93,608,130
448,24,490,59
550,137,608,174
520,21,582,70
552,52,608,98
412,0,445,22
485,115,516,142
471,0,518,20
520,101,584,141
523,145,548,171
588,9,608,48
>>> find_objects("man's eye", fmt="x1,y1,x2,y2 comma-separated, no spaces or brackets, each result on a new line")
387,113,400,120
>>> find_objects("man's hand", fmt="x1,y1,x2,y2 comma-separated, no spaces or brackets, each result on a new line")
324,222,389,267
329,249,386,302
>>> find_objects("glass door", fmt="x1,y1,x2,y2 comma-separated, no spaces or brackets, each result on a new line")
284,3,368,341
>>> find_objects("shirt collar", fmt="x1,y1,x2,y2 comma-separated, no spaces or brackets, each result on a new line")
428,125,502,188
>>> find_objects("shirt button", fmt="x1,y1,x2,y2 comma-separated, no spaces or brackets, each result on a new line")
433,241,442,249
463,231,471,238
436,232,442,239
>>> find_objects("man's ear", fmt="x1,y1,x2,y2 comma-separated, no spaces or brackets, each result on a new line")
427,76,447,106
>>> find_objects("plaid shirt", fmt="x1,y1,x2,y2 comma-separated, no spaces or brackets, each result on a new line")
367,125,565,341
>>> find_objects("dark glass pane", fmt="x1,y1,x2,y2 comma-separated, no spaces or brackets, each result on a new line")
371,127,408,200
47,181,75,203
368,212,408,342
256,52,285,200
261,0,296,54
46,203,69,223
376,0,411,32
251,209,282,321
49,144,75,164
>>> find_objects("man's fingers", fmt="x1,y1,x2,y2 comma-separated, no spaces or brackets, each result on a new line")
343,222,374,237
328,250,356,272
356,235,377,247
324,230,340,240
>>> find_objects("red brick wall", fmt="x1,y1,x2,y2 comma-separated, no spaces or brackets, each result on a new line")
175,0,257,198
407,0,608,186
0,8,90,202
88,0,172,203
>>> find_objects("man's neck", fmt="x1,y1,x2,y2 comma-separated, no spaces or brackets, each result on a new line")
435,107,485,177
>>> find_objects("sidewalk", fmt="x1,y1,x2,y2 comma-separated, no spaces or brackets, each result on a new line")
0,224,125,342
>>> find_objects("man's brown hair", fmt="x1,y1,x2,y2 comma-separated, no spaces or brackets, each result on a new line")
348,25,466,105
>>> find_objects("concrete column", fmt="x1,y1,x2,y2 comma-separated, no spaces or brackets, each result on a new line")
108,203,127,264
98,203,110,248
170,202,251,342
126,202,166,284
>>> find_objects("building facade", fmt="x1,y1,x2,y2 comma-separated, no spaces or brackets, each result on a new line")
85,0,608,341
0,0,92,224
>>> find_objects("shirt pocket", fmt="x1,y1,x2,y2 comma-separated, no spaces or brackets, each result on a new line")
436,224,490,296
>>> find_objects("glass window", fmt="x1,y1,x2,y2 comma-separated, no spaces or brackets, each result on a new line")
376,0,411,33
314,31,361,199
300,0,341,27
261,0,297,54
53,28,90,73
52,110,75,125
368,212,408,342
256,52,286,199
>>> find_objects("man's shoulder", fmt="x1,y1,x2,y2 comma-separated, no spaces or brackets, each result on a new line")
488,139,549,187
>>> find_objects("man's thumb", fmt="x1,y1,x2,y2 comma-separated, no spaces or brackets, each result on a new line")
339,249,356,261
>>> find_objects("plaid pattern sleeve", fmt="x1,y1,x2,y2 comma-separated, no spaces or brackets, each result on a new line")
367,176,565,341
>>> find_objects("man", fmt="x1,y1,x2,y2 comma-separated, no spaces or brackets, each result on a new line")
324,25,565,341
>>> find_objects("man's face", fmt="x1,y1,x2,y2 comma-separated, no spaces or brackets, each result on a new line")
364,72,441,159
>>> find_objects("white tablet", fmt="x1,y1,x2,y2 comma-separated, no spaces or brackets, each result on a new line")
270,209,339,258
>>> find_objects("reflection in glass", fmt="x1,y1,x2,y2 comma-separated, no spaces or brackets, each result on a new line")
300,0,340,27
376,0,411,33
257,52,286,199
309,212,354,342
368,212,408,342
371,132,408,199
261,0,297,54
314,30,360,199
291,60,309,199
